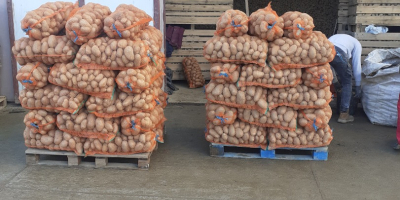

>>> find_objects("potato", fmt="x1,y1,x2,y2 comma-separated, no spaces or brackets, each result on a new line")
24,110,56,135
21,2,78,40
65,3,111,45
248,2,284,41
12,36,79,65
116,64,164,94
74,37,150,70
281,11,314,39
104,4,152,40
215,10,249,37
16,62,49,89
133,26,163,55
298,106,332,132
206,120,267,148
267,125,333,149
210,63,239,84
205,80,269,113
206,103,237,126
267,84,332,110
57,110,120,140
23,127,85,155
121,106,165,136
182,57,205,88
203,34,268,67
19,85,88,114
48,63,116,98
267,32,335,70
238,106,297,131
302,63,333,89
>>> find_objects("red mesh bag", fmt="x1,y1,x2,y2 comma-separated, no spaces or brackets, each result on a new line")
302,63,333,89
215,9,249,37
16,62,49,89
267,125,333,150
24,127,85,155
21,2,78,40
267,32,335,71
205,81,269,114
12,36,79,65
24,110,56,135
238,106,297,131
19,84,87,114
49,63,116,98
205,120,267,149
210,63,240,84
238,64,302,88
182,57,205,88
203,35,268,67
281,11,315,39
74,37,151,70
267,84,332,110
206,103,237,125
121,106,166,136
104,4,152,40
298,106,332,132
249,2,284,41
66,3,111,45
56,110,120,141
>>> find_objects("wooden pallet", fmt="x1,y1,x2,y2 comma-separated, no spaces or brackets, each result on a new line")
337,0,350,34
210,144,329,161
25,148,152,170
165,0,233,80
0,96,6,110
348,0,400,26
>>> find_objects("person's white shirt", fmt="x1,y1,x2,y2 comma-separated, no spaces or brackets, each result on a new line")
328,34,362,86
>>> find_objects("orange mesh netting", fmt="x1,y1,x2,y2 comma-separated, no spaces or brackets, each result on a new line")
215,9,249,37
16,62,49,89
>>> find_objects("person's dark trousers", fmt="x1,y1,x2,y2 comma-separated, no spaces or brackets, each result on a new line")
330,46,352,113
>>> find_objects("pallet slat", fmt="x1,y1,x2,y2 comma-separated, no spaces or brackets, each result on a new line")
167,16,221,24
355,32,400,40
360,40,400,48
166,56,209,63
166,0,233,4
348,15,400,26
351,5,400,14
165,4,231,12
184,30,216,36
166,11,223,17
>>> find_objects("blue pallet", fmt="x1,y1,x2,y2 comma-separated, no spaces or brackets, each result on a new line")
210,144,328,161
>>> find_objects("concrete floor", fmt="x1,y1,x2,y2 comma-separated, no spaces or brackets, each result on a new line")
0,103,399,200
168,81,207,105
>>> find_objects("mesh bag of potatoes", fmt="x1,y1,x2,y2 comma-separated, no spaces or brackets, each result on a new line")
182,57,205,89
74,37,150,70
84,131,157,155
49,63,116,98
238,106,297,131
156,88,168,109
121,106,165,136
24,127,85,155
302,63,333,89
205,81,269,113
203,35,268,67
19,84,87,114
56,110,120,141
24,110,56,135
65,3,111,45
268,31,335,70
21,2,78,40
267,85,332,110
85,88,159,118
206,103,237,126
205,120,267,149
238,64,302,88
210,63,240,84
268,125,333,150
298,106,332,132
215,9,249,37
16,62,49,89
281,11,315,39
116,64,165,94
133,26,163,55
249,2,284,42
104,4,152,40
12,35,79,65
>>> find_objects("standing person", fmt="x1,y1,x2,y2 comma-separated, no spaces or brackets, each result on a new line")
329,34,362,123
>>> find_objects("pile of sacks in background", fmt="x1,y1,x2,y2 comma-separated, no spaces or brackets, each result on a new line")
14,2,167,155
203,3,335,150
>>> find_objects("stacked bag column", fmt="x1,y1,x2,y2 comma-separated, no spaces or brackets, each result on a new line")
15,2,167,156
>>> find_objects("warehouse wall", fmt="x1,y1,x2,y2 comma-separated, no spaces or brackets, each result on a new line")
0,0,14,101
234,0,339,37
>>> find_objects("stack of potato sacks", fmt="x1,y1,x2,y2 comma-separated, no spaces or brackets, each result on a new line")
14,2,166,156
203,3,335,150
